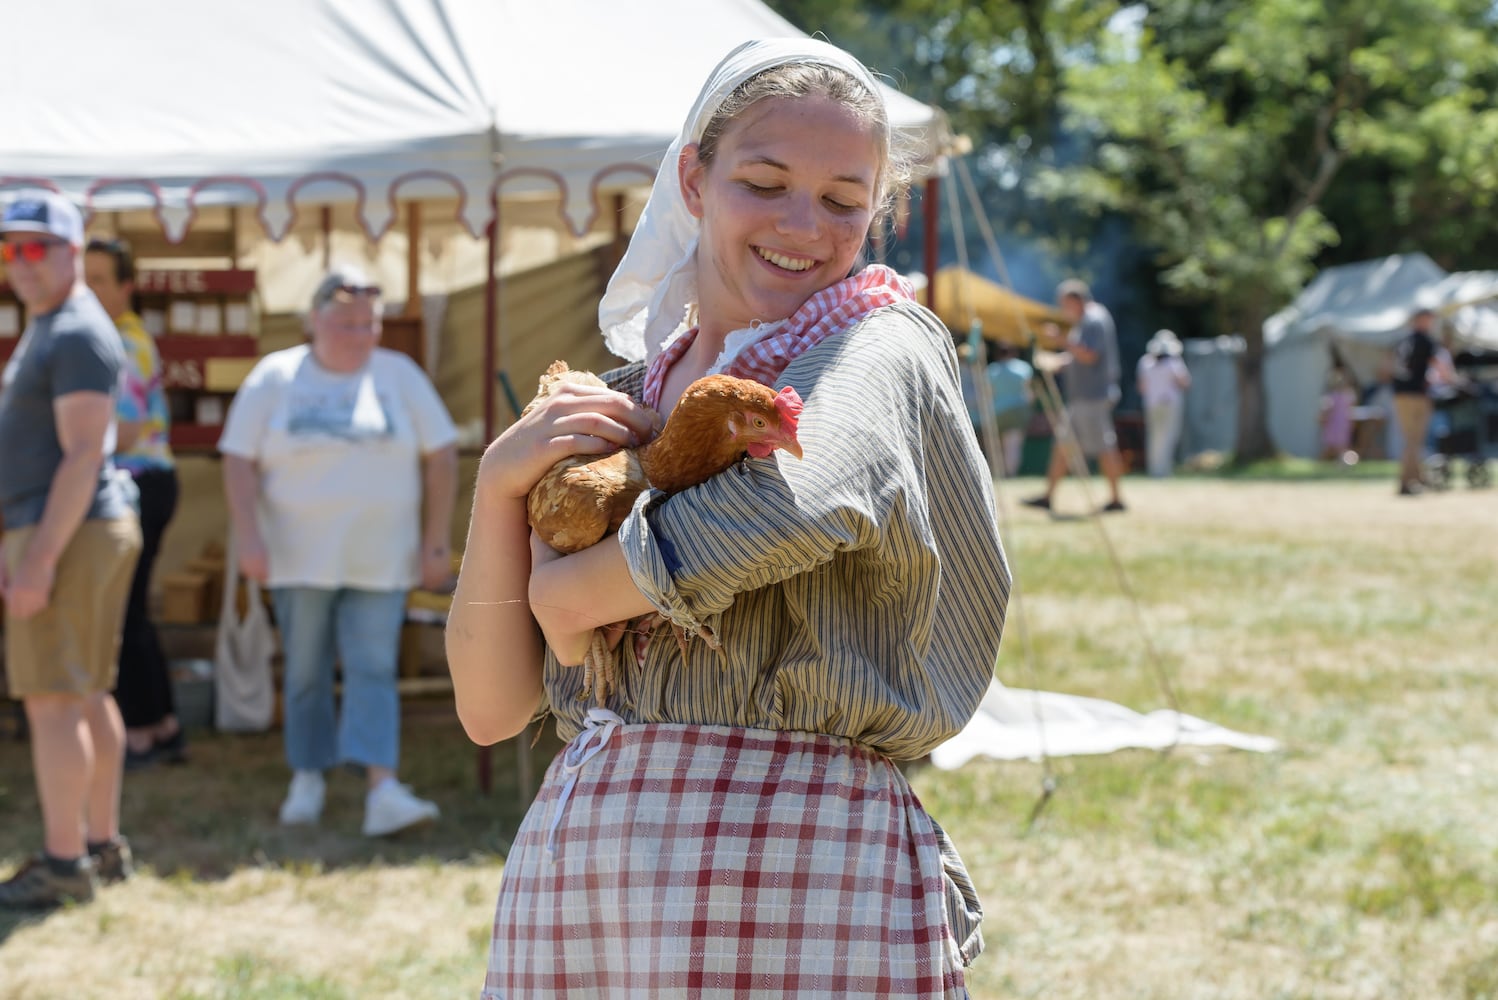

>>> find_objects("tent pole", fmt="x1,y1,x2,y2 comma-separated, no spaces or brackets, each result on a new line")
404,201,422,317
320,206,332,269
483,190,498,442
923,174,939,311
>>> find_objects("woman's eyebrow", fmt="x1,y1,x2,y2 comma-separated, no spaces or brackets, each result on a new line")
738,154,871,186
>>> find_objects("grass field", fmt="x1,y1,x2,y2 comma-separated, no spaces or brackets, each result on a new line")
2,473,1496,999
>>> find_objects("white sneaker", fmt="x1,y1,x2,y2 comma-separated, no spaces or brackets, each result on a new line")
279,770,326,826
362,779,440,837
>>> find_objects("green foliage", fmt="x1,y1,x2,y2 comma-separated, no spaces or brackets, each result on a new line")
766,0,1498,457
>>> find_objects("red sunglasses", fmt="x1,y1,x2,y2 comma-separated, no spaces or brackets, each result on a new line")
1,240,63,264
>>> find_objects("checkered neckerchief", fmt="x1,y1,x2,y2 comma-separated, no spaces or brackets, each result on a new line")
642,264,915,408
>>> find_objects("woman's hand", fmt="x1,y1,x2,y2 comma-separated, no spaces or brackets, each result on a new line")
475,383,658,503
237,531,270,584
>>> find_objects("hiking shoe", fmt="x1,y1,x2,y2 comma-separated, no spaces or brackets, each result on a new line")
89,837,135,885
1021,495,1052,511
279,771,326,826
1100,499,1127,513
124,743,158,772
362,780,439,837
0,855,98,909
154,728,189,765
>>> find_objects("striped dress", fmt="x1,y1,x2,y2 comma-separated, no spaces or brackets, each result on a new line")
485,301,1011,999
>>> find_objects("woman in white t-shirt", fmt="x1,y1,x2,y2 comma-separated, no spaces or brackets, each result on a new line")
218,265,458,837
1136,329,1192,477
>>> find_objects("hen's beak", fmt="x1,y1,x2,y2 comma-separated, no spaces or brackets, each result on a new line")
777,432,803,460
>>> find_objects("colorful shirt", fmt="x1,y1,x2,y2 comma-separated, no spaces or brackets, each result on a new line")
114,310,174,474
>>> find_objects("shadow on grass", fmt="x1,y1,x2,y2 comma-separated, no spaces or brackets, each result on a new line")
1182,457,1400,482
0,698,564,944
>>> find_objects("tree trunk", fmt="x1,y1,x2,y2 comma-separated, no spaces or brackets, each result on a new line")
1233,304,1276,463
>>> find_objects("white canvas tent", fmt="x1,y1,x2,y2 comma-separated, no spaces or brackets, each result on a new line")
1,0,953,434
2,0,947,240
1263,253,1498,457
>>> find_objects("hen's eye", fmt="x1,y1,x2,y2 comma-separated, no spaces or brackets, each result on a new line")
753,417,767,429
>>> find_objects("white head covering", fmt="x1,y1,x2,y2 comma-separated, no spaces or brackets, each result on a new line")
1146,329,1183,357
598,38,887,365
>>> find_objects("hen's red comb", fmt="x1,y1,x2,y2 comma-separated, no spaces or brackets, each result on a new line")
773,386,803,430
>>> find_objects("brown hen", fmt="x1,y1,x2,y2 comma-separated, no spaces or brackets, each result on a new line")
523,360,805,702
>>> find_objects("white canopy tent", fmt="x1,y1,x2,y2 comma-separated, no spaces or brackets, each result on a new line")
2,0,948,240
1263,254,1498,457
1,0,953,435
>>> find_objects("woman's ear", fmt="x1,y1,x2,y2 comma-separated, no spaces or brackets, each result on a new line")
679,143,707,220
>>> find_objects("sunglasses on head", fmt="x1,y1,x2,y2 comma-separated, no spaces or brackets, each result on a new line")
332,283,381,301
1,239,64,264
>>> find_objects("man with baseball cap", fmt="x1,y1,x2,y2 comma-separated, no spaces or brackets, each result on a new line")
0,192,142,908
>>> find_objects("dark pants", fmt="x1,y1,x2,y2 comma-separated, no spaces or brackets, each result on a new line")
114,467,180,729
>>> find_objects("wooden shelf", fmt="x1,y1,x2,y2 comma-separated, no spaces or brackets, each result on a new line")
169,423,227,451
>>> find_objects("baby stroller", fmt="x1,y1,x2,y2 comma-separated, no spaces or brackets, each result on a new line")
1425,350,1498,489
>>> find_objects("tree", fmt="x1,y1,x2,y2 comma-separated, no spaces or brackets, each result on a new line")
770,0,1498,459
1032,0,1498,459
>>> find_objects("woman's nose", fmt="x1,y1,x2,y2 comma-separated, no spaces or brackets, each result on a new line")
773,191,821,239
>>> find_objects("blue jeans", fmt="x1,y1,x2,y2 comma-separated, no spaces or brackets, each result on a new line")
271,587,408,772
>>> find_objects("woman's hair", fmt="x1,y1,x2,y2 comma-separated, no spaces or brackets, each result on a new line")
85,237,135,284
695,62,914,240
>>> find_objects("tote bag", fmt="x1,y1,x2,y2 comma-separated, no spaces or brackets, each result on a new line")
213,535,276,732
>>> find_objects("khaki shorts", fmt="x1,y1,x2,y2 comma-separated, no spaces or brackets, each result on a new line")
1058,398,1119,458
4,516,142,698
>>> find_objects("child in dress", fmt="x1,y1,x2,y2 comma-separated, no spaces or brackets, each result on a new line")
1319,365,1357,464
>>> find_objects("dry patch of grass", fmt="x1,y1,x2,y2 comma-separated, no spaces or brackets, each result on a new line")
2,475,1496,998
951,476,1498,999
0,706,559,999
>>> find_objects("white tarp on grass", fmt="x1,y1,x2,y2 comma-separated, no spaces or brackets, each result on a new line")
931,680,1282,770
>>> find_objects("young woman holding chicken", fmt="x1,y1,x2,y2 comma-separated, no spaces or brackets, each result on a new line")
448,38,1010,999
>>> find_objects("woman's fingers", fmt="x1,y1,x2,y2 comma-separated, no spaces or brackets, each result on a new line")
480,385,656,499
543,384,658,442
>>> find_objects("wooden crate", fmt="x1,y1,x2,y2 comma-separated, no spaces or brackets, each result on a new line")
159,571,212,624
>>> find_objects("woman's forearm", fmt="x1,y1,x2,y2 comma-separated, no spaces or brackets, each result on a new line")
446,488,545,744
421,443,459,552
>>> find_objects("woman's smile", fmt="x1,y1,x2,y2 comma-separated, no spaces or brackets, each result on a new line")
753,246,818,273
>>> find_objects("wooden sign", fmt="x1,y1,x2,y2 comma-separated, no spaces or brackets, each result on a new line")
135,269,257,296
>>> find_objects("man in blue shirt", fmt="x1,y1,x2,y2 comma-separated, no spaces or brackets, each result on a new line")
0,193,142,908
1025,280,1127,513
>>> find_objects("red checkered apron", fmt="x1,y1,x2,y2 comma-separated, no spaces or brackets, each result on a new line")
482,713,974,998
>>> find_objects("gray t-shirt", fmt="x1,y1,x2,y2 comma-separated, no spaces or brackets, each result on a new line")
1061,301,1121,403
0,292,132,528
